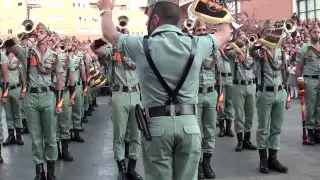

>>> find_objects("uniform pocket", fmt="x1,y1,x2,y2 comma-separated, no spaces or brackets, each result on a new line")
143,128,167,156
181,125,201,153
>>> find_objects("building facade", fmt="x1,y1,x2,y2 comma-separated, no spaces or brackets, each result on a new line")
0,0,147,40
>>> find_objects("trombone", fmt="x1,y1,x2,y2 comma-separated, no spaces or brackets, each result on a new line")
183,19,194,30
246,34,258,46
118,15,129,30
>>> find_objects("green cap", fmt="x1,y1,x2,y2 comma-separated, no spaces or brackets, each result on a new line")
262,20,273,30
148,0,179,7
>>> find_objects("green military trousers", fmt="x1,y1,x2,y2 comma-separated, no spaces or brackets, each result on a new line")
0,105,4,143
25,91,58,164
142,115,201,180
197,91,217,160
56,91,72,141
83,86,90,112
304,78,320,130
217,84,234,122
111,91,141,161
4,87,23,129
232,84,256,133
256,89,286,150
71,85,82,130
124,127,130,142
21,98,26,120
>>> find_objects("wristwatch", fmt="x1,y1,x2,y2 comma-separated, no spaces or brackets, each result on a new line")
100,9,111,16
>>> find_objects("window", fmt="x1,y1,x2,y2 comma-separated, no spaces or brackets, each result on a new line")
8,29,12,34
7,16,12,20
297,0,318,20
78,3,80,7
47,16,63,22
92,18,98,22
83,4,85,8
73,3,75,7
18,2,23,6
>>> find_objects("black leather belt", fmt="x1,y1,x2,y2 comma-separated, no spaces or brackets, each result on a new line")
147,104,196,118
303,75,319,79
258,85,283,92
29,87,51,93
10,83,21,90
113,86,137,92
233,79,256,85
221,73,232,77
199,86,216,94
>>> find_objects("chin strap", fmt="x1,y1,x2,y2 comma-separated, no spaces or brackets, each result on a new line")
55,90,63,108
1,82,9,98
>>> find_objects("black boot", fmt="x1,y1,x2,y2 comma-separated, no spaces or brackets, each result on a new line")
87,107,93,116
198,162,204,179
259,149,269,173
202,153,215,179
235,133,243,152
2,129,16,146
225,120,234,137
314,129,320,144
57,141,62,159
0,146,3,164
126,159,143,180
218,121,225,137
61,140,74,161
243,132,257,150
34,163,46,180
93,98,98,107
82,111,89,123
22,118,29,134
15,128,24,145
116,160,126,180
46,161,57,180
125,141,130,159
72,129,85,143
268,149,288,173
307,129,315,145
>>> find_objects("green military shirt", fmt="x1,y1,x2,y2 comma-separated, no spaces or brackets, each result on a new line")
226,49,255,81
8,56,21,85
117,24,218,108
0,52,9,71
217,50,233,85
14,45,64,88
254,47,283,86
199,57,216,88
297,41,320,75
103,48,139,87
53,52,76,87
73,51,85,83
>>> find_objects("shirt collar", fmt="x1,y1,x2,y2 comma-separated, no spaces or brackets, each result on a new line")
151,24,184,37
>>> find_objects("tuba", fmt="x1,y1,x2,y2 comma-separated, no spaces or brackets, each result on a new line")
183,19,194,30
118,15,129,30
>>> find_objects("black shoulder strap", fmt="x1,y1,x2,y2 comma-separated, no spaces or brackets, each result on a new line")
259,49,264,87
143,35,197,104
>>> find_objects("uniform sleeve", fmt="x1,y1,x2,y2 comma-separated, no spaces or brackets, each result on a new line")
69,56,76,72
80,59,85,71
117,34,142,62
85,53,92,64
296,47,306,62
14,45,27,62
195,35,219,62
55,54,64,73
0,53,8,65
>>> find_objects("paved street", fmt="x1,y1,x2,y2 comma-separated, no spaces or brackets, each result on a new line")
0,97,319,180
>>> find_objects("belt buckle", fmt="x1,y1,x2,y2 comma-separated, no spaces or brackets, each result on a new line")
274,86,278,92
127,86,132,92
203,87,208,94
244,81,248,85
37,87,42,93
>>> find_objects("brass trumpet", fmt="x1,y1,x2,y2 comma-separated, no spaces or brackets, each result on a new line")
118,15,129,29
183,19,194,30
21,20,36,34
59,43,66,52
283,19,297,34
247,34,258,45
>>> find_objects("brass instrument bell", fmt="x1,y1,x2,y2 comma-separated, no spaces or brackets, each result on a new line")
21,20,36,34
118,15,129,29
183,19,194,30
247,34,258,45
59,43,66,52
283,19,297,34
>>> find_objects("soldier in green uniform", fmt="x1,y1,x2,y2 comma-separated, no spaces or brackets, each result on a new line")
296,24,320,144
97,0,233,179
91,28,143,180
70,38,87,141
192,20,218,179
217,52,234,138
223,34,257,152
54,37,76,162
5,22,64,180
0,51,9,164
2,51,26,147
249,20,289,174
